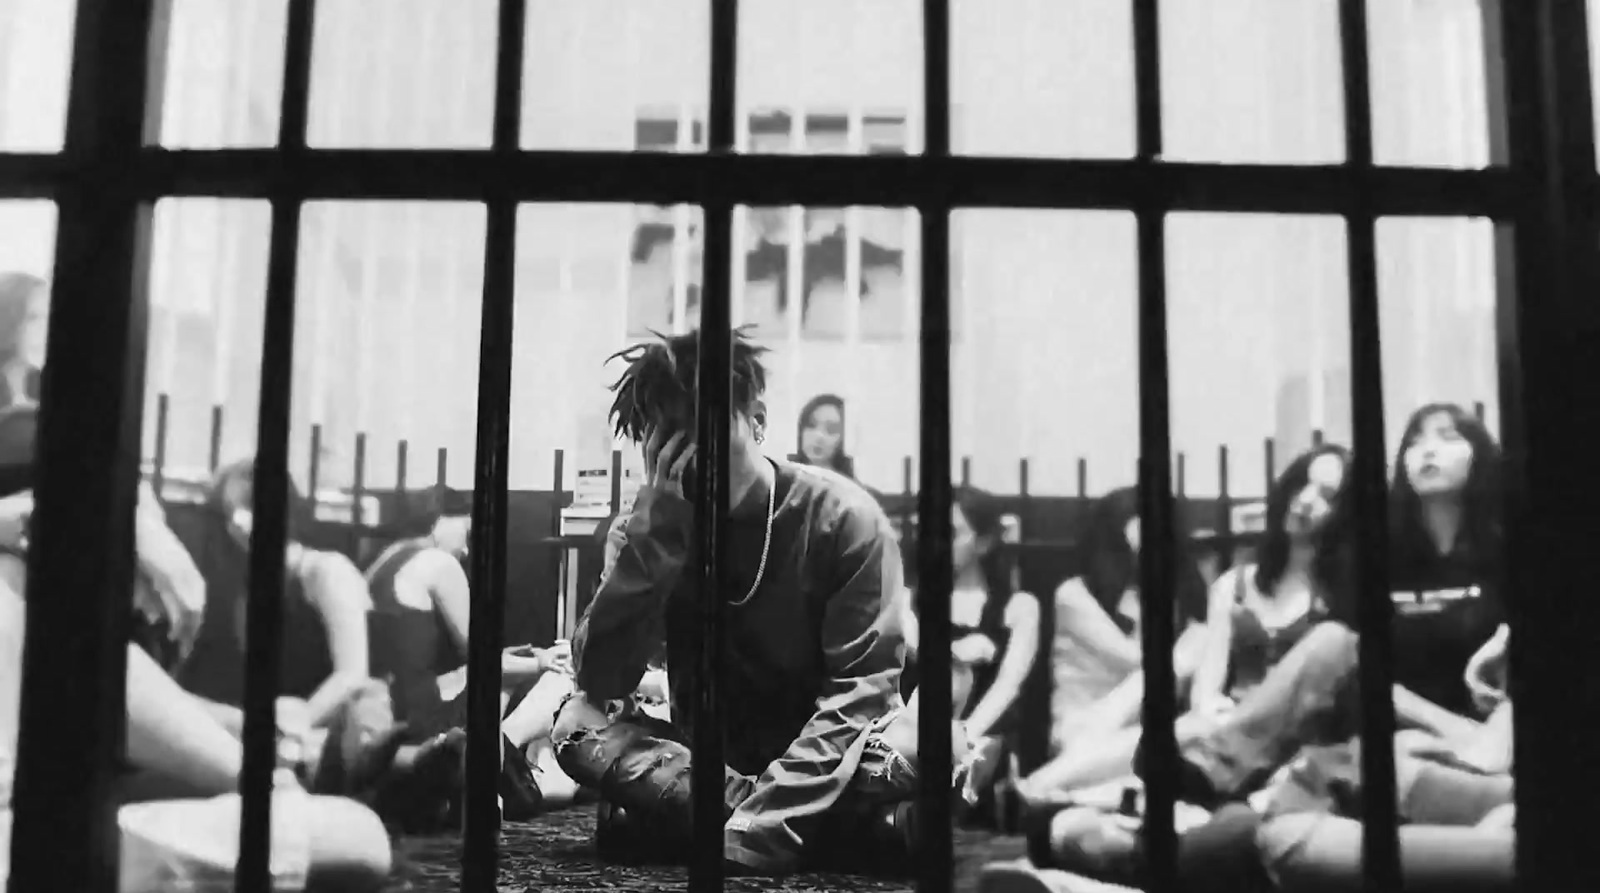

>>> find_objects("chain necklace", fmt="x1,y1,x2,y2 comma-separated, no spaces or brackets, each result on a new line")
726,462,777,607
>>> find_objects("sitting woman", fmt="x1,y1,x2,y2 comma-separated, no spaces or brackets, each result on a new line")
181,459,374,732
1187,444,1353,721
364,485,579,820
894,487,1041,813
0,417,392,892
1015,487,1209,798
790,393,855,479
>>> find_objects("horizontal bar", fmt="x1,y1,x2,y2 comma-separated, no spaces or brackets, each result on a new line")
0,149,1528,217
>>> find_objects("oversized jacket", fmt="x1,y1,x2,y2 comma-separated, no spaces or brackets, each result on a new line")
572,459,907,872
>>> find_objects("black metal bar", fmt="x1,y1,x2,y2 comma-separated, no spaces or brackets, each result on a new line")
552,449,566,503
1174,451,1186,498
209,403,224,471
1076,457,1087,497
1334,2,1401,889
1474,400,1486,422
396,439,409,493
152,392,170,496
351,432,367,526
436,446,448,487
1492,2,1600,889
10,2,166,890
609,449,623,514
1130,0,1178,887
918,3,954,892
903,455,914,496
960,455,971,487
307,422,323,507
1263,436,1276,493
460,4,527,888
236,1,315,889
1216,445,1233,573
1311,427,1324,447
0,149,1531,219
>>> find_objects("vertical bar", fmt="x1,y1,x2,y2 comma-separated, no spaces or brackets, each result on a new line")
11,1,166,890
460,2,527,890
1491,2,1600,889
307,422,323,506
1076,457,1087,497
1216,445,1233,573
151,392,170,496
396,438,409,493
1263,436,1276,493
960,455,970,487
552,449,566,505
1335,2,1400,889
688,3,739,892
1174,451,1186,498
436,446,448,487
351,432,367,526
609,448,623,515
1129,0,1178,887
918,3,954,892
1311,427,1325,447
236,1,316,889
903,455,914,495
208,403,224,471
1473,399,1486,421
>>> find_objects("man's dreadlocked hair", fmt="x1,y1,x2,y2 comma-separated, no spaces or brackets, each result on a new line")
606,326,769,443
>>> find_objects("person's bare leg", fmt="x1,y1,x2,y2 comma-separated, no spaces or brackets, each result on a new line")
504,670,575,749
124,644,243,798
302,795,394,892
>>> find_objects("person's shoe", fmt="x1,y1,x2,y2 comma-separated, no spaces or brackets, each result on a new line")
499,734,546,821
1133,735,1227,810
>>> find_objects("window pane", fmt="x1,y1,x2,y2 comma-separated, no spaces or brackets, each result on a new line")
952,0,1135,158
1376,217,1500,443
1161,0,1345,164
0,0,76,152
1368,0,1492,168
739,0,923,154
158,0,288,148
524,0,710,151
307,0,497,148
1167,214,1350,502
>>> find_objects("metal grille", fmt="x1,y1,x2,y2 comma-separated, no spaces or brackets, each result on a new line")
3,2,1599,893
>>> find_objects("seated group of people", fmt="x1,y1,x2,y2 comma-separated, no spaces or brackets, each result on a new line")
0,286,1519,893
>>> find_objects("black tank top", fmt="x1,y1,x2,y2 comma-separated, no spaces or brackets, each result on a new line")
366,540,464,724
1225,565,1324,700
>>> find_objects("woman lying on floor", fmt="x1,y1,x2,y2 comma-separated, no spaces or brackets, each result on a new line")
0,412,392,892
363,485,583,825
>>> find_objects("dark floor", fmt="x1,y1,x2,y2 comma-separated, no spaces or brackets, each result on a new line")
388,805,1029,892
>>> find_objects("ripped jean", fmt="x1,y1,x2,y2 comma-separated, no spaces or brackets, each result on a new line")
550,691,921,866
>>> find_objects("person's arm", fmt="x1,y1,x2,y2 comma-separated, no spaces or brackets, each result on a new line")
1189,568,1241,713
963,591,1040,740
299,550,375,728
724,499,906,873
1392,684,1483,741
133,481,207,653
570,486,692,700
1053,576,1142,671
422,550,472,655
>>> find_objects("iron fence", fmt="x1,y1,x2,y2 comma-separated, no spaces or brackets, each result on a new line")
3,2,1599,893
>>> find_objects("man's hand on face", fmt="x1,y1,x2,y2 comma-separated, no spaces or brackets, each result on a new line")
641,426,697,501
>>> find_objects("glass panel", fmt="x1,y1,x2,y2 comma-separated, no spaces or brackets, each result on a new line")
158,0,289,148
950,208,1139,771
739,0,923,154
524,0,710,151
0,0,76,152
1167,214,1351,503
952,0,1135,158
1161,0,1345,164
1367,0,1492,168
307,0,497,148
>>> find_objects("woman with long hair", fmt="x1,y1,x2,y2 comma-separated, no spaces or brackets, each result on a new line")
1187,444,1354,718
791,393,855,478
1014,486,1211,798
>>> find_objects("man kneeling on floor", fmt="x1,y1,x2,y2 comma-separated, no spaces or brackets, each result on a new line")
551,328,923,876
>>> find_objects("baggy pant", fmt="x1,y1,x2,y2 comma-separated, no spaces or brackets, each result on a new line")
551,693,923,871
